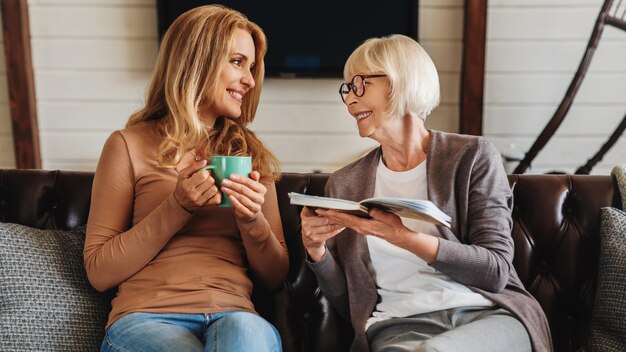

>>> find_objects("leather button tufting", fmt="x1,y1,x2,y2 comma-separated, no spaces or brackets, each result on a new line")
303,312,311,321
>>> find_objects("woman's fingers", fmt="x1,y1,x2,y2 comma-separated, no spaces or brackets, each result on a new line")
229,194,255,218
221,176,265,204
219,172,268,220
300,207,345,245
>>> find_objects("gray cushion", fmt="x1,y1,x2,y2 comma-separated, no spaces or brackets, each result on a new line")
0,222,112,351
612,165,626,210
590,207,626,352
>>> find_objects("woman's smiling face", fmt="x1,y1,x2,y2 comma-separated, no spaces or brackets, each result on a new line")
343,73,392,138
206,28,257,123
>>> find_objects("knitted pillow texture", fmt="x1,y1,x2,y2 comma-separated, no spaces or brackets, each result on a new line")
612,165,626,210
589,207,626,352
0,222,111,352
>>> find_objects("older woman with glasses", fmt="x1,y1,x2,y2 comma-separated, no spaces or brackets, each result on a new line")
300,34,552,352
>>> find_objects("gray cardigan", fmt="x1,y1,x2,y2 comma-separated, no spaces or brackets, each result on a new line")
308,131,552,352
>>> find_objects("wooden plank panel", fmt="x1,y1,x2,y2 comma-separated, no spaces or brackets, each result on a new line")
440,73,460,104
39,160,354,174
39,132,108,159
31,38,157,69
29,0,153,5
251,103,357,133
489,136,626,167
0,105,12,131
279,163,348,173
509,165,614,176
485,73,626,104
42,76,473,117
261,79,345,103
29,6,157,38
242,134,380,165
42,160,98,172
490,0,606,7
426,105,460,132
421,40,463,73
253,104,459,134
39,131,379,165
0,74,7,103
35,71,151,101
487,7,621,39
39,101,351,133
484,105,625,135
421,0,463,6
37,101,137,130
0,136,16,165
420,7,464,40
26,2,462,173
486,41,626,72
41,160,374,174
251,75,457,104
0,48,5,72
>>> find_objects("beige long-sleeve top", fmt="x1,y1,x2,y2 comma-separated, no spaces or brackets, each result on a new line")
84,121,288,329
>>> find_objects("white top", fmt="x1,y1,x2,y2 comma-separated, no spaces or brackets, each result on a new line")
365,157,493,330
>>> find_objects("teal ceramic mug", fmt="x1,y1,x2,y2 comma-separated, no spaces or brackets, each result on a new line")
198,155,252,207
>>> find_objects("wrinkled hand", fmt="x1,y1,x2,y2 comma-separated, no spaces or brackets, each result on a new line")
318,208,410,247
173,159,221,212
220,171,266,221
300,207,345,262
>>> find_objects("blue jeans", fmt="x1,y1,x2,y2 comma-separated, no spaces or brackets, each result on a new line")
101,311,282,352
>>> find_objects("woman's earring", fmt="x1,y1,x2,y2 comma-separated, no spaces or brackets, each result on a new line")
195,154,202,162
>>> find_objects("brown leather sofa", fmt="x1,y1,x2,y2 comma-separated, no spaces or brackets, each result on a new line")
0,169,621,352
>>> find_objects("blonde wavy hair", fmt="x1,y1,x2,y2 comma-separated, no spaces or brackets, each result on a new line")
127,4,280,181
344,34,440,121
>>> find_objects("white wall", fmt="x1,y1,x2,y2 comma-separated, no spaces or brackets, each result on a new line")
4,1,624,174
484,0,626,174
0,0,462,172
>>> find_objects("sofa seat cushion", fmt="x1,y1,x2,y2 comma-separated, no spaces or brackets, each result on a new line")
0,222,111,352
589,207,626,352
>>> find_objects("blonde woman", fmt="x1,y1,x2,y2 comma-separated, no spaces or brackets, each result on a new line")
84,5,287,351
300,35,552,352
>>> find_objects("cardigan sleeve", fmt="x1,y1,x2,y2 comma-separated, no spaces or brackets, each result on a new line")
307,240,351,321
305,175,351,321
432,139,515,293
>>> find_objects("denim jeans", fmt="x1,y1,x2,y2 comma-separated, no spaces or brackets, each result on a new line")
101,311,282,352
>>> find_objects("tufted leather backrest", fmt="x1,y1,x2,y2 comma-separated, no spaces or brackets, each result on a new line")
0,169,621,352
508,174,620,352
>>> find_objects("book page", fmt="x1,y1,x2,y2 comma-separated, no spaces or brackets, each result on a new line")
288,192,366,212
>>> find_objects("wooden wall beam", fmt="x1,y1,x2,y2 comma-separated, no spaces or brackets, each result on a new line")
460,0,487,136
1,0,41,169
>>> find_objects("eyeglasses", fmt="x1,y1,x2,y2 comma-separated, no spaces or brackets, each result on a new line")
339,74,387,103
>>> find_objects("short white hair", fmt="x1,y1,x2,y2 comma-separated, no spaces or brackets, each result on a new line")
343,34,440,120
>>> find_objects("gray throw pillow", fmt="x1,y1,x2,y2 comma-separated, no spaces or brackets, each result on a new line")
590,207,626,352
0,222,112,352
612,165,626,210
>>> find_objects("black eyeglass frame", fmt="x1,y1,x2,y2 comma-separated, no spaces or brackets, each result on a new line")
339,74,387,103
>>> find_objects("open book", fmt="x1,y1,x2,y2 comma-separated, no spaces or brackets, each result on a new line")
288,192,451,228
